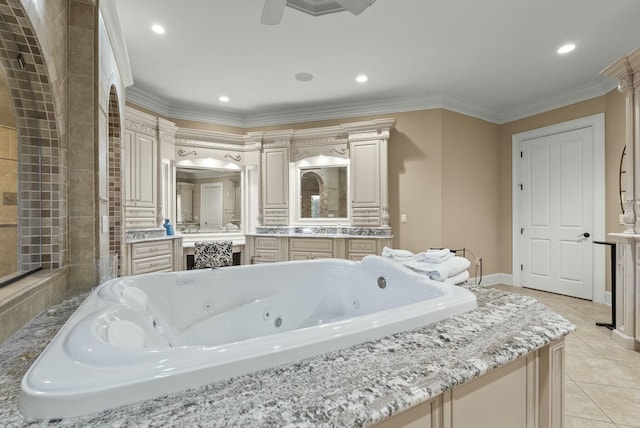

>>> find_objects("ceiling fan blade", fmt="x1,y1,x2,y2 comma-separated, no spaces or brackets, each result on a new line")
261,0,287,25
335,0,370,15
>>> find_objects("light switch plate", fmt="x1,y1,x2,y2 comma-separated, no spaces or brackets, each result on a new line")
101,215,109,233
400,214,407,223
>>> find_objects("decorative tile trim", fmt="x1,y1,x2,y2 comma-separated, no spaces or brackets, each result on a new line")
107,85,121,274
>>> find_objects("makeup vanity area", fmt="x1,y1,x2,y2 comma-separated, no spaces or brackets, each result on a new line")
121,106,395,274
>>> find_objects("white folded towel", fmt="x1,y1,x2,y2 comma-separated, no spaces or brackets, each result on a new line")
382,247,415,261
426,248,450,258
404,256,471,281
443,270,469,285
415,251,453,264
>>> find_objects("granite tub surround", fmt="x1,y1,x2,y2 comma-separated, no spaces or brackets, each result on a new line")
1,286,572,426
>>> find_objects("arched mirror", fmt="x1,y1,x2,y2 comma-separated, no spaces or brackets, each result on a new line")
293,155,349,224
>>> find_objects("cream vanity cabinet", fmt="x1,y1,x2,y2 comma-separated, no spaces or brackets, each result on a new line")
350,140,381,226
245,235,391,264
257,119,393,229
251,236,289,264
262,147,289,226
289,238,336,260
347,238,384,261
123,237,183,276
124,107,159,228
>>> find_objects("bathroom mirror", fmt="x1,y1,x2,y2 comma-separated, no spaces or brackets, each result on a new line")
299,166,348,219
175,167,241,233
293,156,349,223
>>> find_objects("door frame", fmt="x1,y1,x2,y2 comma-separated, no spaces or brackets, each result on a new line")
512,113,605,303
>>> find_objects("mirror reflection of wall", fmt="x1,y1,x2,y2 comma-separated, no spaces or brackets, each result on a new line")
176,167,241,233
300,166,347,219
0,62,18,279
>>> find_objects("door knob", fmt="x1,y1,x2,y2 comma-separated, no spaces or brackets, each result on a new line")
577,232,590,238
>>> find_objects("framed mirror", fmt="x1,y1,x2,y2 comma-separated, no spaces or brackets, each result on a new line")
293,156,349,224
175,166,241,233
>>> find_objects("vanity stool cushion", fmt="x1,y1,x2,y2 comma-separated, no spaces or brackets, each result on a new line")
193,241,233,269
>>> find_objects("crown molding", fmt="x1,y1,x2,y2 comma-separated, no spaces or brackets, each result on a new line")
126,86,171,116
99,0,133,87
126,77,618,128
497,76,618,124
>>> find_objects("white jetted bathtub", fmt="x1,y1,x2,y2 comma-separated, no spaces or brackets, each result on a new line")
21,255,477,419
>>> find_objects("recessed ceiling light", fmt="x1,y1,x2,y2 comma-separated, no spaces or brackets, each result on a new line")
219,96,230,103
356,74,368,83
557,43,575,54
151,24,165,34
295,72,314,82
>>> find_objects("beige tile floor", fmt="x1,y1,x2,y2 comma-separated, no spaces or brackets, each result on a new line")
493,285,640,428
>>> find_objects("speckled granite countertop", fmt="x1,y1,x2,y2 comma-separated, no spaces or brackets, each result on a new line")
246,233,390,239
0,286,573,427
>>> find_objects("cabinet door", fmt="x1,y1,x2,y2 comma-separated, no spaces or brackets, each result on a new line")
136,133,157,208
451,357,530,428
123,130,135,206
350,141,380,208
262,147,289,209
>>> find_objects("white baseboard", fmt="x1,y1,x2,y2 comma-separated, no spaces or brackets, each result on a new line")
467,273,513,287
467,274,614,306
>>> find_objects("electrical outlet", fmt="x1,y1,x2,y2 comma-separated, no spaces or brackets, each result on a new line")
400,214,407,223
619,214,625,225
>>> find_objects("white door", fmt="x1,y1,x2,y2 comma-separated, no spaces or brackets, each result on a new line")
520,127,593,299
200,183,223,230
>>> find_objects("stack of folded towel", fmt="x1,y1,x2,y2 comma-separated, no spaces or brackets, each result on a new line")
381,247,416,262
415,248,452,263
382,247,471,285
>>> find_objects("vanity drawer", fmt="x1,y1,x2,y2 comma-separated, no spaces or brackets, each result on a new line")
348,239,376,254
125,206,156,218
131,254,173,275
255,237,280,250
290,238,333,253
352,207,380,217
131,240,172,260
254,249,280,263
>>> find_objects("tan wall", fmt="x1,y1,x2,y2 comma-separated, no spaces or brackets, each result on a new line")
604,90,626,237
442,110,500,275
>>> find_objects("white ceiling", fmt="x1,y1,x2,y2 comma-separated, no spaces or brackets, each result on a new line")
113,0,640,127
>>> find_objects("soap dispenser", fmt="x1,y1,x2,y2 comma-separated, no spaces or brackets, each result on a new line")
163,219,174,236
